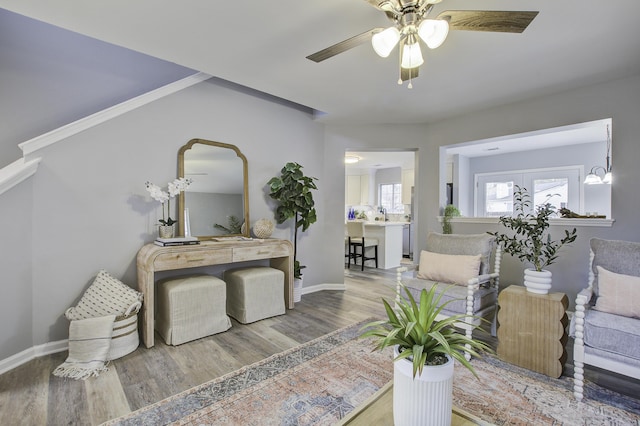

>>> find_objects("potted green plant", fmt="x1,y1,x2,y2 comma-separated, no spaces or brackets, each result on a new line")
488,185,577,294
361,283,492,426
442,204,461,234
267,162,318,300
213,215,243,235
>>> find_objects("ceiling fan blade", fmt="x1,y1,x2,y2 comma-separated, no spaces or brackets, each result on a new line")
401,66,419,82
306,28,383,63
436,10,539,33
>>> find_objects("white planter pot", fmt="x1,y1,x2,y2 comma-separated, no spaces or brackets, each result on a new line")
523,268,553,294
293,276,302,303
393,346,453,426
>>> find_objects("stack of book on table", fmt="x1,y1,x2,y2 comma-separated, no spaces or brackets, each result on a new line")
154,236,200,247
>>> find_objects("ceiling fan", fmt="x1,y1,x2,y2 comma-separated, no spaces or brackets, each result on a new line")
306,0,538,88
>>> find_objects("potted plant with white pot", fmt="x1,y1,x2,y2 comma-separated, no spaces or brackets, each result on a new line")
489,185,577,294
361,284,492,426
145,178,193,238
267,162,318,302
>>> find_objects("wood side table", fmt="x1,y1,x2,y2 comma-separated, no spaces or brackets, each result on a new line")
497,285,568,378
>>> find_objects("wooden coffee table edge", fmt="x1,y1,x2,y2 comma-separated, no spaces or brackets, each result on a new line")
338,381,495,425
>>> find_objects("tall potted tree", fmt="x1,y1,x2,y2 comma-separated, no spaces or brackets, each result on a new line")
489,185,577,294
267,162,318,301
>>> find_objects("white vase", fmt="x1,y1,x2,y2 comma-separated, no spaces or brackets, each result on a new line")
393,346,453,426
523,268,553,294
293,276,302,303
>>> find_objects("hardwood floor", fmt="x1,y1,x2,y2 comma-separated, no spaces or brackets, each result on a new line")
0,267,638,425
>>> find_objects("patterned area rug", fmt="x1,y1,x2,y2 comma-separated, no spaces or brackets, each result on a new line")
104,319,640,425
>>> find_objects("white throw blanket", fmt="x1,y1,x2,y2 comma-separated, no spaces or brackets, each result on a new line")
53,315,116,380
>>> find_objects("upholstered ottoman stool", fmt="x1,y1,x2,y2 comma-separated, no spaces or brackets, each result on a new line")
156,275,231,345
223,267,285,324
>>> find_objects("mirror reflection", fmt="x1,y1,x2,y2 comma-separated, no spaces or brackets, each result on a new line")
178,139,249,239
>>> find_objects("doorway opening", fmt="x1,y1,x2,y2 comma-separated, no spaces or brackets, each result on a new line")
345,150,417,271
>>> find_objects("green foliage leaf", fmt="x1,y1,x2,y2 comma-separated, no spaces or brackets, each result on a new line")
360,283,493,379
488,185,578,271
213,215,243,234
268,162,318,275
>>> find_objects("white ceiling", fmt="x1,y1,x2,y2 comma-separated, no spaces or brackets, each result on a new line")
1,0,639,125
346,150,416,171
445,118,611,158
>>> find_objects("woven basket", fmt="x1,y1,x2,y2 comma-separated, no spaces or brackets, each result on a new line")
65,270,143,360
107,301,141,360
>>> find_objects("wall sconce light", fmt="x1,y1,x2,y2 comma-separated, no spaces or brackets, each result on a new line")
584,124,612,185
584,166,609,185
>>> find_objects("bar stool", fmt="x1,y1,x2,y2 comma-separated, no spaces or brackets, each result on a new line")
346,221,379,271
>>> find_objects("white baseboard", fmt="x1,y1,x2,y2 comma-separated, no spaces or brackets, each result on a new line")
301,283,346,294
0,339,68,375
0,285,345,374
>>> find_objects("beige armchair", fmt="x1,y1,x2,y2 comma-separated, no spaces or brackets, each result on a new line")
571,238,640,401
400,232,501,352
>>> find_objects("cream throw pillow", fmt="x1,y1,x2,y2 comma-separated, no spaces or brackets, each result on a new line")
417,250,482,285
65,270,143,321
594,266,640,318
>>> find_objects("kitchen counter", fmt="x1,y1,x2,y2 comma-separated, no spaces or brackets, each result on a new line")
347,220,405,269
361,221,408,227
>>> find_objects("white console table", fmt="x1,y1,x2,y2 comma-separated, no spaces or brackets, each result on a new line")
137,238,294,348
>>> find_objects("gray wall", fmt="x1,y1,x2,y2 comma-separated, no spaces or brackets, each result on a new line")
0,8,194,168
0,182,34,360
326,73,640,311
3,77,329,356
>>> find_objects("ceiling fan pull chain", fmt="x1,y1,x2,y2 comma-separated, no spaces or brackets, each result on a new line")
397,46,403,85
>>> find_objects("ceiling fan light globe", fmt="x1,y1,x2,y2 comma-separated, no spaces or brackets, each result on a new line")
400,41,424,69
602,171,613,184
418,19,449,49
371,27,400,58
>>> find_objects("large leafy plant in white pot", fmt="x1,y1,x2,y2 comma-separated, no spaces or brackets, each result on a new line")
361,284,491,426
267,162,318,301
489,185,577,294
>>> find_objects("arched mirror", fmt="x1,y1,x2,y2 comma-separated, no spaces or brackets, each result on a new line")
177,139,250,239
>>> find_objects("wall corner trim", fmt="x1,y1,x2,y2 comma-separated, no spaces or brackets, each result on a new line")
18,71,212,157
0,157,42,196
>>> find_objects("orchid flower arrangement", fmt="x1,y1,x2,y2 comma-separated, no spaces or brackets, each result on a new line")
145,178,192,226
